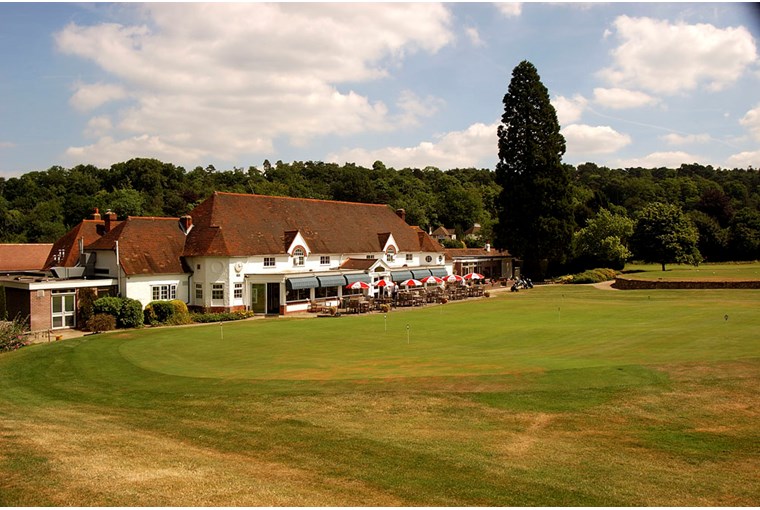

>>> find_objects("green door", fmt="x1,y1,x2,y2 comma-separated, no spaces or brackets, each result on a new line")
250,284,266,314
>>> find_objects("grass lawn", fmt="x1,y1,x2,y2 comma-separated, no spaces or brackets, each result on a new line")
1,285,759,505
622,261,760,281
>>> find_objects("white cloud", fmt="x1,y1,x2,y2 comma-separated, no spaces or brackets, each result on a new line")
465,26,485,47
661,133,712,145
65,135,216,168
55,4,454,166
327,122,497,169
69,82,128,112
495,3,522,18
552,95,588,126
395,90,446,128
562,124,631,155
599,16,757,94
739,104,760,142
84,116,113,138
0,141,15,149
593,87,659,109
726,150,760,168
613,151,706,168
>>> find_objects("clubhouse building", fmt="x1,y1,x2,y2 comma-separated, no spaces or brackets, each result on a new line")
1,193,452,330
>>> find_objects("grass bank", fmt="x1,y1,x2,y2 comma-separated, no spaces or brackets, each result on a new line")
1,285,758,505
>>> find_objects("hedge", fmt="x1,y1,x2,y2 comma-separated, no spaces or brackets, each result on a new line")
190,311,255,323
93,296,143,329
564,268,618,284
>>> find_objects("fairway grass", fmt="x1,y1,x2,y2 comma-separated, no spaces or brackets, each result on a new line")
1,285,759,505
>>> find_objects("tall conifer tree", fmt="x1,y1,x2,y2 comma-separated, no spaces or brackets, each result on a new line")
494,60,574,278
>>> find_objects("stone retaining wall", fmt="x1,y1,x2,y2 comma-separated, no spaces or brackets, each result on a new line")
613,278,760,290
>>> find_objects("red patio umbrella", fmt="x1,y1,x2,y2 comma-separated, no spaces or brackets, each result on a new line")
399,278,423,287
420,275,443,284
374,279,392,287
443,274,464,283
463,272,485,280
346,281,370,290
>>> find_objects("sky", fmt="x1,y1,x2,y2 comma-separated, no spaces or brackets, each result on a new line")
1,2,759,178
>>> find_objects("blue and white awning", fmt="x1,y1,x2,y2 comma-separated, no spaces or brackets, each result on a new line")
286,276,319,290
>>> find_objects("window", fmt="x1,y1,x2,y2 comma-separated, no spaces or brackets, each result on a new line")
234,283,243,299
151,284,177,301
212,283,224,301
315,286,338,299
406,253,413,261
53,248,66,265
263,257,275,267
286,287,310,302
195,284,203,300
365,254,376,259
320,255,330,265
51,292,75,328
425,255,433,263
293,247,305,266
386,246,396,262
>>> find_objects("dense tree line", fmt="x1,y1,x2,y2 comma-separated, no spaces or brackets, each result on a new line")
1,158,759,272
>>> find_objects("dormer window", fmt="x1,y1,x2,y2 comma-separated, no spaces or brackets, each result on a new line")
385,246,396,262
293,247,305,266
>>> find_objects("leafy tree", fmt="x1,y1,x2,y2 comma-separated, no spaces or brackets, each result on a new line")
631,202,702,271
689,210,729,262
727,208,760,260
574,208,634,270
494,60,574,278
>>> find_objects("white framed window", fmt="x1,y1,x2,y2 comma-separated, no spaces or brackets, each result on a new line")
51,292,75,329
263,257,275,267
406,253,413,261
234,282,243,299
195,283,203,300
320,255,330,265
293,247,305,266
385,246,396,262
366,254,376,259
151,284,177,301
425,255,433,263
211,283,224,301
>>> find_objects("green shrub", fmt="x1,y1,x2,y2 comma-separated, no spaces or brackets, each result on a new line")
93,296,123,318
0,315,28,352
119,298,144,329
77,288,97,327
190,311,255,323
93,296,143,329
86,313,116,333
168,300,192,325
144,301,175,325
568,268,617,284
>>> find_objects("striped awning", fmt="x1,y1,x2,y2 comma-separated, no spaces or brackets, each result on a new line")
411,269,432,279
344,273,371,284
430,267,448,277
286,276,319,290
390,270,413,282
317,275,347,288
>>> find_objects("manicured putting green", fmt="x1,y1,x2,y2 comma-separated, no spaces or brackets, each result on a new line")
119,284,760,380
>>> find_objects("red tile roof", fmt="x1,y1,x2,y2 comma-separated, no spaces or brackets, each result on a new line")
0,244,53,271
340,258,376,270
184,192,444,257
444,247,511,259
87,217,188,275
43,219,122,269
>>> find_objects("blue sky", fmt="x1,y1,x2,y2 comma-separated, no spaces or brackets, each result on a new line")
1,2,759,178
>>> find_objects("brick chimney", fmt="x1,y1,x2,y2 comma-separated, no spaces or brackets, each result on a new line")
90,207,101,220
395,208,406,222
179,215,193,234
104,210,117,233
